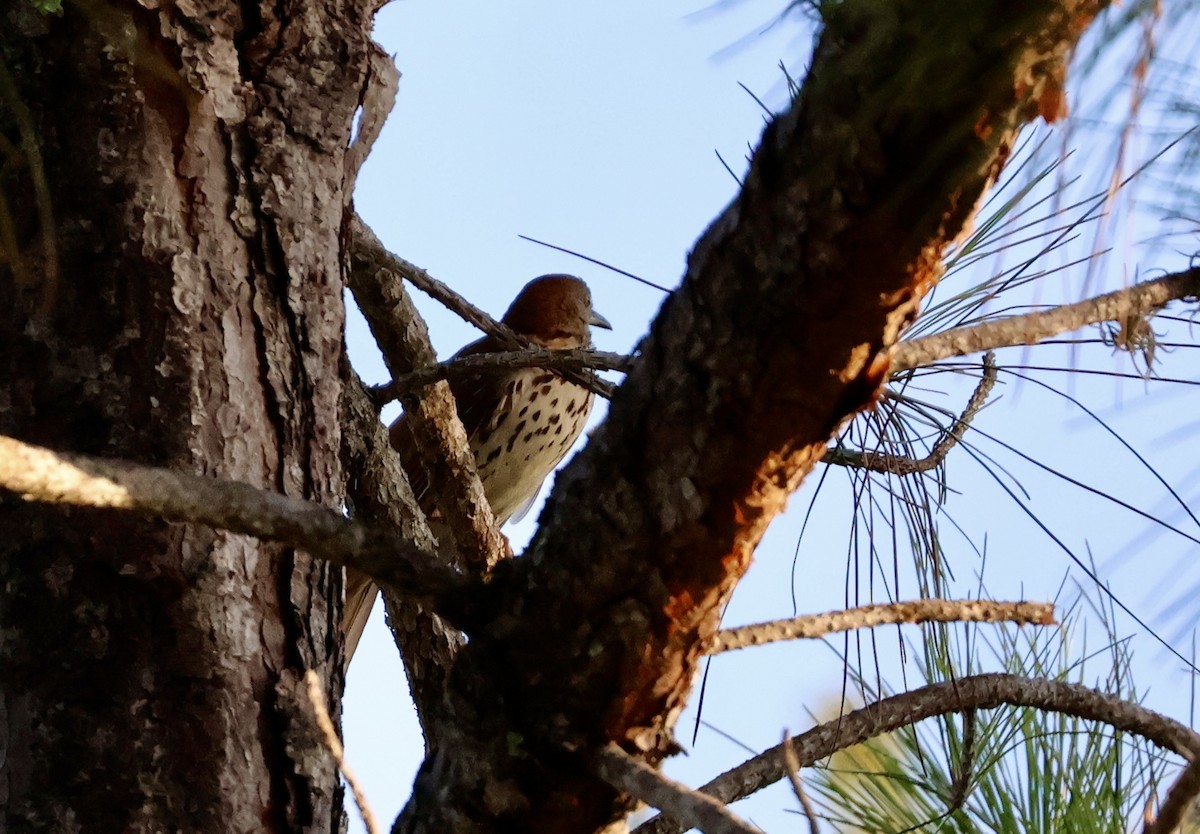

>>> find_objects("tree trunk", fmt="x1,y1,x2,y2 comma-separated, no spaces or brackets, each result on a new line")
0,0,371,829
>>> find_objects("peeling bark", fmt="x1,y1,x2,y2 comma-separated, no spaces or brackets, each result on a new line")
0,0,373,828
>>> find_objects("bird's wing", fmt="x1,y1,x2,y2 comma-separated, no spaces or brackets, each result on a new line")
387,334,512,509
507,487,543,524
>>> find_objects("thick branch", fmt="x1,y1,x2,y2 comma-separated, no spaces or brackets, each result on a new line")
893,267,1200,371
636,673,1200,834
340,368,437,554
348,215,503,572
0,434,476,625
339,368,464,733
593,745,758,834
710,599,1054,653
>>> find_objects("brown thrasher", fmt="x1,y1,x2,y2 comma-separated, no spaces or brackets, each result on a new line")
342,275,611,661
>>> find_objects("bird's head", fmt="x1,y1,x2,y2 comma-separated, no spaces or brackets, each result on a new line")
501,274,611,348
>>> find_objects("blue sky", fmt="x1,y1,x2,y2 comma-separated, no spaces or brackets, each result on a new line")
345,3,1200,831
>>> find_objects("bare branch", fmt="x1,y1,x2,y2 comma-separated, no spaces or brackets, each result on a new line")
825,352,998,473
0,434,478,626
710,599,1054,653
339,368,463,732
636,673,1200,834
304,670,381,834
593,744,759,834
893,267,1200,371
371,347,632,407
1145,758,1200,834
340,368,437,554
348,215,503,573
348,217,615,399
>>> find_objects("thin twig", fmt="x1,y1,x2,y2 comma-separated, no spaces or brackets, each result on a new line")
593,744,759,834
893,267,1200,371
349,217,614,398
517,233,673,293
0,434,479,627
826,352,997,472
709,599,1054,653
947,709,976,818
635,673,1200,834
781,732,820,834
370,347,632,406
1144,757,1200,834
304,670,380,834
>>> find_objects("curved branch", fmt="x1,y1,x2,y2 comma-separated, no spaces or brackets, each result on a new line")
0,434,478,626
709,599,1054,653
826,352,998,473
636,673,1200,834
893,267,1200,372
303,670,381,834
1145,757,1200,834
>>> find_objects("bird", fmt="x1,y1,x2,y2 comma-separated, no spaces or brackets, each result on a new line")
342,274,611,662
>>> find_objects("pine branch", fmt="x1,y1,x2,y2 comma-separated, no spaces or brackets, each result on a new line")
826,352,997,472
635,673,1200,834
709,599,1054,653
893,266,1200,371
339,368,464,731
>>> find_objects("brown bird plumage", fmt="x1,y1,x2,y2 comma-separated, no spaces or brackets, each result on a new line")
343,275,611,662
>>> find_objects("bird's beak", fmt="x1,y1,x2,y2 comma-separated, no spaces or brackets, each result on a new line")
589,309,613,330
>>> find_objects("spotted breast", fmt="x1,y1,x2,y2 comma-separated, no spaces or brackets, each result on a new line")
343,275,611,663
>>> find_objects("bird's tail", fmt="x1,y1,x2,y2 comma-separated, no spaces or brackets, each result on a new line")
342,568,378,666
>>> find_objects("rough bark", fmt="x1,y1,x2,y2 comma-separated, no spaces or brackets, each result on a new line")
0,0,372,829
395,2,1102,833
